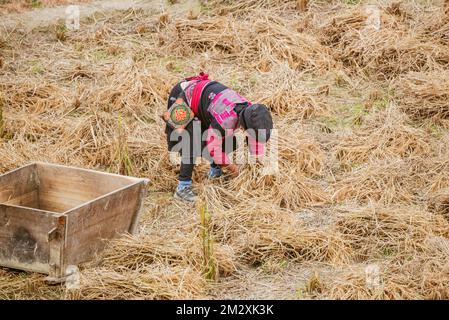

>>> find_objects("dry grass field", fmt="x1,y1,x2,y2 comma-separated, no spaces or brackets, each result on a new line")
0,0,448,299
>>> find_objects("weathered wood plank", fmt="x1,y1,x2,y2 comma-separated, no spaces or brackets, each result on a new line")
38,190,86,213
0,204,57,274
64,182,147,266
129,180,149,234
48,214,67,279
0,162,148,276
4,190,39,208
0,164,39,205
36,162,139,213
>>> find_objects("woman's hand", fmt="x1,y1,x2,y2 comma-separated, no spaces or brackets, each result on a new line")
255,155,266,165
225,164,240,178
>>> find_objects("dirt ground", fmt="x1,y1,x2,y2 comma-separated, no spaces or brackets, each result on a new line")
1,0,449,300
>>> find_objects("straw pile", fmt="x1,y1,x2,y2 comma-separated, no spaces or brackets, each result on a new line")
168,12,336,73
0,269,64,299
310,205,449,299
1,0,449,300
318,3,449,79
0,0,90,14
394,70,449,122
335,105,433,168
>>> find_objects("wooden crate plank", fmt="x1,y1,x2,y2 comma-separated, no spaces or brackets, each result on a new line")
4,190,39,208
0,162,149,276
36,163,138,213
129,180,149,234
0,204,57,274
64,182,146,266
48,214,67,279
0,164,38,205
38,189,86,213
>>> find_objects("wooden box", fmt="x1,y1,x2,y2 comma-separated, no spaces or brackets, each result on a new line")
0,162,149,281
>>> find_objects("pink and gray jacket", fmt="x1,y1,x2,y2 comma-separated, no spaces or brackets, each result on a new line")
180,73,265,165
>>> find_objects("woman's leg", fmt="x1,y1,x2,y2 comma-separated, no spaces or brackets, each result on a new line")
166,83,197,201
175,158,197,201
179,160,195,183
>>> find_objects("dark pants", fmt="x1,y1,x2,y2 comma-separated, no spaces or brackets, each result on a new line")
166,84,236,182
178,161,221,181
